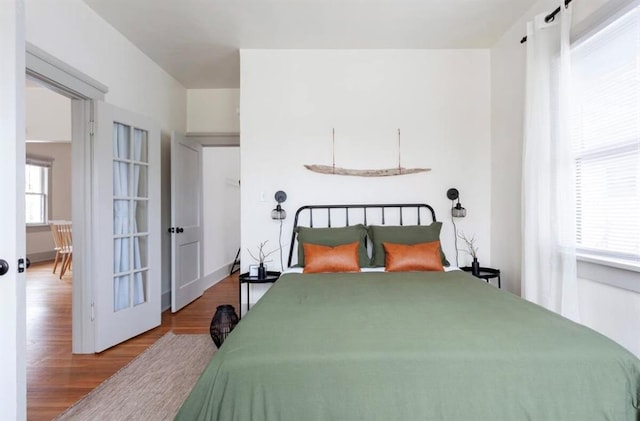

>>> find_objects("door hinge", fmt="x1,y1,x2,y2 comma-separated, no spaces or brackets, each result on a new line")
89,120,95,136
91,302,95,321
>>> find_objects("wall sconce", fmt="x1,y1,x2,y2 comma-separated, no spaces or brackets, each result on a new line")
271,190,287,220
446,188,466,218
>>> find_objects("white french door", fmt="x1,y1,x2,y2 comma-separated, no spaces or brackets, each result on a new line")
93,101,161,352
171,132,204,312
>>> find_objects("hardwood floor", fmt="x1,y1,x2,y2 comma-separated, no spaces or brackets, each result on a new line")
26,260,239,421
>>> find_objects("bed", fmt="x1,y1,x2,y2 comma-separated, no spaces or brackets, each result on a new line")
176,204,640,420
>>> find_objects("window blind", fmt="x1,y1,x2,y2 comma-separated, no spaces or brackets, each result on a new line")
570,4,640,262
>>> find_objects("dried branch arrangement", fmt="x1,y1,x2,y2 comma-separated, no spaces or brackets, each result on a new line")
247,241,278,264
457,231,479,259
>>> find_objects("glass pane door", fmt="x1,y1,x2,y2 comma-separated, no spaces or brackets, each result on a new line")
113,123,149,312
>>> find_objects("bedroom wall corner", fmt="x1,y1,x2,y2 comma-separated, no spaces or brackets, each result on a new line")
240,49,492,305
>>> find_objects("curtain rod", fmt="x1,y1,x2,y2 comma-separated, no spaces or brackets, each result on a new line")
520,0,573,43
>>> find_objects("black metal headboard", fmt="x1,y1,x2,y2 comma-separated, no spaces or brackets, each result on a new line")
287,203,437,267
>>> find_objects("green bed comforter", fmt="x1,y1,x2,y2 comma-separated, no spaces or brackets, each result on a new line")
176,271,640,420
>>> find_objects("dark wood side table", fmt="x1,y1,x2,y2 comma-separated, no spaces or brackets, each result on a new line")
239,271,281,318
461,266,501,288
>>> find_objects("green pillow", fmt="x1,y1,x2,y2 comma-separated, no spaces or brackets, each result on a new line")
368,223,449,267
296,224,370,267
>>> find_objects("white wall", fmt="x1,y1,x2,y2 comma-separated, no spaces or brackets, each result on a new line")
578,270,640,357
240,49,491,307
25,0,187,301
491,0,640,357
25,142,72,259
202,147,241,283
26,86,71,141
26,0,186,132
187,89,240,133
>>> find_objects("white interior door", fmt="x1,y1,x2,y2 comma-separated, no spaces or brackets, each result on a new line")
171,132,204,312
93,101,161,352
1,2,26,416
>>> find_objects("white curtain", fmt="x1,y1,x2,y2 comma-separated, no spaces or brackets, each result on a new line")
132,129,145,306
113,124,145,311
522,1,580,322
114,124,130,311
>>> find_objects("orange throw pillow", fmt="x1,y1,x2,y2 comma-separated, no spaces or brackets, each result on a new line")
303,241,361,273
383,241,444,272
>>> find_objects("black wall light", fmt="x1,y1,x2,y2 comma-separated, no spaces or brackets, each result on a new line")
272,190,288,271
271,190,287,220
447,188,466,217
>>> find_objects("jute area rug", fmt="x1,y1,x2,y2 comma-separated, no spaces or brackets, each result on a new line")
55,332,216,421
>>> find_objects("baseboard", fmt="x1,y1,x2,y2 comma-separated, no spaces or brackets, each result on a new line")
202,261,234,290
27,250,56,263
160,261,234,312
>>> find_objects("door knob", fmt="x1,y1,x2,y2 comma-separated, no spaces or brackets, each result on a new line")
0,259,9,276
177,227,184,233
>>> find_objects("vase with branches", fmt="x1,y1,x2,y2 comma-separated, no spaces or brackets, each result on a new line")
457,231,480,275
248,241,278,279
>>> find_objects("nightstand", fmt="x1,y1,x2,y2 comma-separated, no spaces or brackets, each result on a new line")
461,266,501,288
239,271,281,317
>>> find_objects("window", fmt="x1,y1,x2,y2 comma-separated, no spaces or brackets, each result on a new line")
25,157,51,225
570,4,640,264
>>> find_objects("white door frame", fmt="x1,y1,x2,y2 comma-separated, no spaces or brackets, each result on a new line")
26,43,109,354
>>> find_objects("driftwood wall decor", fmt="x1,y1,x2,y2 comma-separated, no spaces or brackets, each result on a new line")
304,129,431,177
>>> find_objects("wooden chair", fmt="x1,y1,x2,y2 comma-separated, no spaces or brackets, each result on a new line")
49,222,64,274
57,222,73,279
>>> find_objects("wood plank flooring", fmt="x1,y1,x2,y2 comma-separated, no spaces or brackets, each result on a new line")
26,260,239,421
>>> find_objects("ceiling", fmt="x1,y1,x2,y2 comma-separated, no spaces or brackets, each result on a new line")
83,0,533,89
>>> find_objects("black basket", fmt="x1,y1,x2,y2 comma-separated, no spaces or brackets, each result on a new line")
209,305,239,348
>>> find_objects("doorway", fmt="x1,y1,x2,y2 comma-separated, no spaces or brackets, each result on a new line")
201,146,240,283
24,79,75,396
25,43,109,355
23,70,93,357
24,80,73,269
